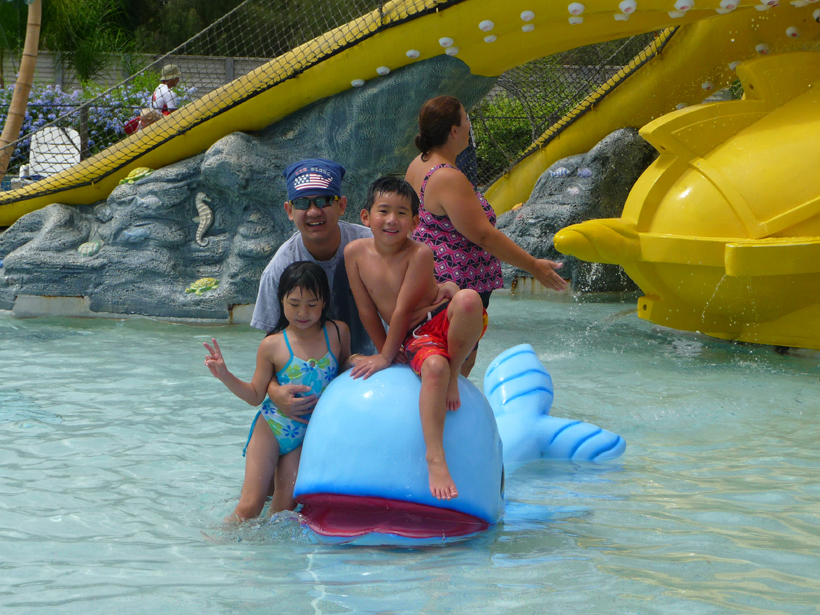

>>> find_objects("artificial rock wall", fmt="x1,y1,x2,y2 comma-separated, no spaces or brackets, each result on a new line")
497,128,658,293
0,57,495,320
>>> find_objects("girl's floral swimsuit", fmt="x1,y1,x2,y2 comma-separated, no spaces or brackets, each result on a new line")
243,324,339,456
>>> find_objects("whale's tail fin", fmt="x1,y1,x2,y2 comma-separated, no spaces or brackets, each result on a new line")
535,416,626,463
484,344,626,463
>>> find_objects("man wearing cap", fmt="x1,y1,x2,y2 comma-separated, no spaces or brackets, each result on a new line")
151,64,182,115
251,158,374,354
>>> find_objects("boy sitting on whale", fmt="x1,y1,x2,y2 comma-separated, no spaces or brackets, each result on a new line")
344,176,488,500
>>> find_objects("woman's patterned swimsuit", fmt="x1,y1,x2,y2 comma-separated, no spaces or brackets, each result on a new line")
411,163,503,292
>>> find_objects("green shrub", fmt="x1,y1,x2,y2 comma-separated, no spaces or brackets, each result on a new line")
471,96,562,186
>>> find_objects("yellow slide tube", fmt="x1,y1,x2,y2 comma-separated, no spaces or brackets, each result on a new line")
4,0,814,225
486,6,820,214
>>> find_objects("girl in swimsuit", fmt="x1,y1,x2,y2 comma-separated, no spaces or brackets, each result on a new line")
204,261,357,521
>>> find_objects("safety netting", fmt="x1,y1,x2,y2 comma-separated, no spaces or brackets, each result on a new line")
0,0,441,198
470,29,673,189
1,0,673,203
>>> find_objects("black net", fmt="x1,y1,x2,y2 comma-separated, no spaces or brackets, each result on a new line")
0,0,427,193
468,30,673,190
1,0,672,202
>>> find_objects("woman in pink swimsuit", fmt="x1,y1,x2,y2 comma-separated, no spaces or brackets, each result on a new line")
405,95,567,375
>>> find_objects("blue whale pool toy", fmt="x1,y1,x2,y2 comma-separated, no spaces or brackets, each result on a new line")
294,344,625,544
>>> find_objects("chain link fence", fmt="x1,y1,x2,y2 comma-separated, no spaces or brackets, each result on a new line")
469,31,668,190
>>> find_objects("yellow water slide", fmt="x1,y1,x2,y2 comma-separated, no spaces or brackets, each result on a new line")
3,0,815,227
556,50,820,349
485,6,820,214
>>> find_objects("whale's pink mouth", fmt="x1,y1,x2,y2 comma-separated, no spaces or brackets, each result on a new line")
297,494,490,539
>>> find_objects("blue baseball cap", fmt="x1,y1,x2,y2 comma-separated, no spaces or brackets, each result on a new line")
284,158,345,202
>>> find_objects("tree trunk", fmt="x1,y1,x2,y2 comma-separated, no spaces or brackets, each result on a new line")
79,104,89,160
0,0,42,178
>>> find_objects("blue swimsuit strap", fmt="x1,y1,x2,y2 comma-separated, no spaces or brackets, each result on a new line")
282,327,295,360
281,324,338,368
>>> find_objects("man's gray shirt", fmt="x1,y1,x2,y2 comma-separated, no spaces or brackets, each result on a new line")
251,221,376,354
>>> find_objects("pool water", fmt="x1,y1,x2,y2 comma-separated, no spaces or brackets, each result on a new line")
2,293,819,614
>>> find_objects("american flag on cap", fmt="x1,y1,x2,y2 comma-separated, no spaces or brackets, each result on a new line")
294,173,332,192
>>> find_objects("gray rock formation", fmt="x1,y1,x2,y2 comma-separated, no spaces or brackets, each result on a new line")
0,56,495,318
496,127,658,293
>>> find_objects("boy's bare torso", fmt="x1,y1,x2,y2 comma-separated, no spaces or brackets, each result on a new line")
351,237,442,328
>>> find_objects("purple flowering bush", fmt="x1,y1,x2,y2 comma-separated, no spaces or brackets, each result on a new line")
0,78,197,176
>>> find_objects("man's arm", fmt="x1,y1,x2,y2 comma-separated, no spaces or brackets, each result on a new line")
344,242,387,352
335,321,353,369
266,377,314,425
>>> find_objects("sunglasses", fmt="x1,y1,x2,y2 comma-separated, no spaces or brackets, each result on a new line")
289,195,340,210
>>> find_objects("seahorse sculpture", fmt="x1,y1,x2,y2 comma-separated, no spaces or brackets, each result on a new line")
193,192,213,247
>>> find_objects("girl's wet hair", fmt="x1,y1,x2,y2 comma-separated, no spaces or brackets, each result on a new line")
271,261,331,334
415,95,463,161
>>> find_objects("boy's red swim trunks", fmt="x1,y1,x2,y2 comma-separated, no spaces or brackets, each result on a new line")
403,301,489,375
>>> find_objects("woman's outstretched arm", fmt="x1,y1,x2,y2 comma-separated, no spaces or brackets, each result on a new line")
429,168,567,291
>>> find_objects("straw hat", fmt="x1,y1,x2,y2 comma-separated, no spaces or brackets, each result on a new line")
160,64,182,81
140,108,162,122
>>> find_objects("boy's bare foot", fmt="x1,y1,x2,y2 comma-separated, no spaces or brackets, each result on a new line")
427,457,459,500
446,376,461,411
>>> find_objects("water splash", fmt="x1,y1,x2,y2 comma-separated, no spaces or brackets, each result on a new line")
204,510,311,544
701,274,727,324
670,339,704,357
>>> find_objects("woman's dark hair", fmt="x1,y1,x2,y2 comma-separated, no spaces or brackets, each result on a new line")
270,261,331,334
365,176,420,216
415,95,463,161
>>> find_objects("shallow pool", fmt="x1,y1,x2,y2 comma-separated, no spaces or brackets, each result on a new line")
2,293,819,614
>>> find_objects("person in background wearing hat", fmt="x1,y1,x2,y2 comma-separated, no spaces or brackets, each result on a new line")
151,64,182,115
